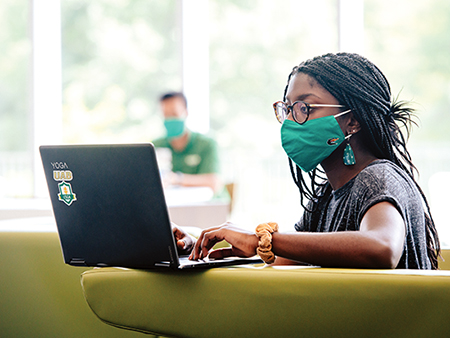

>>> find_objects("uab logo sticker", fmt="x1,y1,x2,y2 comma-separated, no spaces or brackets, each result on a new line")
58,181,77,206
53,170,76,206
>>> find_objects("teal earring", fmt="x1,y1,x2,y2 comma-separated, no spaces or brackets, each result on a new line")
343,133,356,166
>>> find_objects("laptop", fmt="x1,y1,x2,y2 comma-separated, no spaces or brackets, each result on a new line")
39,143,262,269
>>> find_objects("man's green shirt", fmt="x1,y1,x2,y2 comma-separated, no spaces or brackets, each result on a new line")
152,132,219,175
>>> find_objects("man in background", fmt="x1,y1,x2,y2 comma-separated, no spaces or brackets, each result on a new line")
152,92,221,193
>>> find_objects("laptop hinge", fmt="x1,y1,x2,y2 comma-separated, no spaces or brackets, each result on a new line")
154,261,171,267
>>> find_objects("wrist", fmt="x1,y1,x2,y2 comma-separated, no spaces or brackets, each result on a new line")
255,222,279,264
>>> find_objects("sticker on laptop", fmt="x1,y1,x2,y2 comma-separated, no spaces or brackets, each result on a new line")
53,169,76,206
53,170,73,181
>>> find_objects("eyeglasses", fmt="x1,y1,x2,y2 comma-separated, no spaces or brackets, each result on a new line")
273,101,346,124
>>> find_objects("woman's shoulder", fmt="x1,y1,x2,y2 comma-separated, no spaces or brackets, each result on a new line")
353,159,419,198
357,159,410,183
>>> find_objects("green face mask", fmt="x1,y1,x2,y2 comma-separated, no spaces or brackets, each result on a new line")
164,118,186,139
280,111,350,172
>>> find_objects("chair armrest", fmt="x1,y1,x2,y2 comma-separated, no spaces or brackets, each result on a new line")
81,266,450,338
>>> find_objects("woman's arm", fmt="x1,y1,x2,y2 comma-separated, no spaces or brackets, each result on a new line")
191,201,406,269
275,201,405,268
275,202,406,268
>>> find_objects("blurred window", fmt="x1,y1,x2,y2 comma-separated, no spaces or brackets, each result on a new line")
2,0,450,246
0,0,31,198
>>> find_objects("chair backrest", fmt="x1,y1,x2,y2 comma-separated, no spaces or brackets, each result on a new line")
225,182,235,212
439,249,450,270
428,171,450,249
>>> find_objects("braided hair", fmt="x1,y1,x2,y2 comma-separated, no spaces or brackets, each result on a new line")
283,52,440,269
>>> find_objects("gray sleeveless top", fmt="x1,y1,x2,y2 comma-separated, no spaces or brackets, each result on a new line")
295,160,431,269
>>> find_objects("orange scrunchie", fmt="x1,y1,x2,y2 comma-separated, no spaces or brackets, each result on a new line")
255,222,279,264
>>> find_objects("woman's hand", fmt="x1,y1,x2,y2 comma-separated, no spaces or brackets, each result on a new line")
189,222,259,260
172,225,196,256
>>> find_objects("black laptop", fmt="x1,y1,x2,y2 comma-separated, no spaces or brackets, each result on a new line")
39,143,262,269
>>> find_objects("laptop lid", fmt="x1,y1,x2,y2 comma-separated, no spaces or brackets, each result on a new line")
40,143,180,269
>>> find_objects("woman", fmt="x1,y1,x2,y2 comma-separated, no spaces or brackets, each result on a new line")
175,52,440,269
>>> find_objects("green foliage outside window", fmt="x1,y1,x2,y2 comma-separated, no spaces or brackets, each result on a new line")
61,0,181,144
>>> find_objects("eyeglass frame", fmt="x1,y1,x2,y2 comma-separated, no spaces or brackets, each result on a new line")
273,100,347,124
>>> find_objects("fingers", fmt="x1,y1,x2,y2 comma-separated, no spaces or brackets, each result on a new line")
208,247,234,260
200,230,222,258
188,222,250,260
172,225,196,255
173,227,186,250
189,226,224,260
182,236,195,253
172,226,184,239
176,237,187,250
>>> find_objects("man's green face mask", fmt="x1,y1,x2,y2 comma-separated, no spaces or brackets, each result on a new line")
164,118,186,139
280,110,351,172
